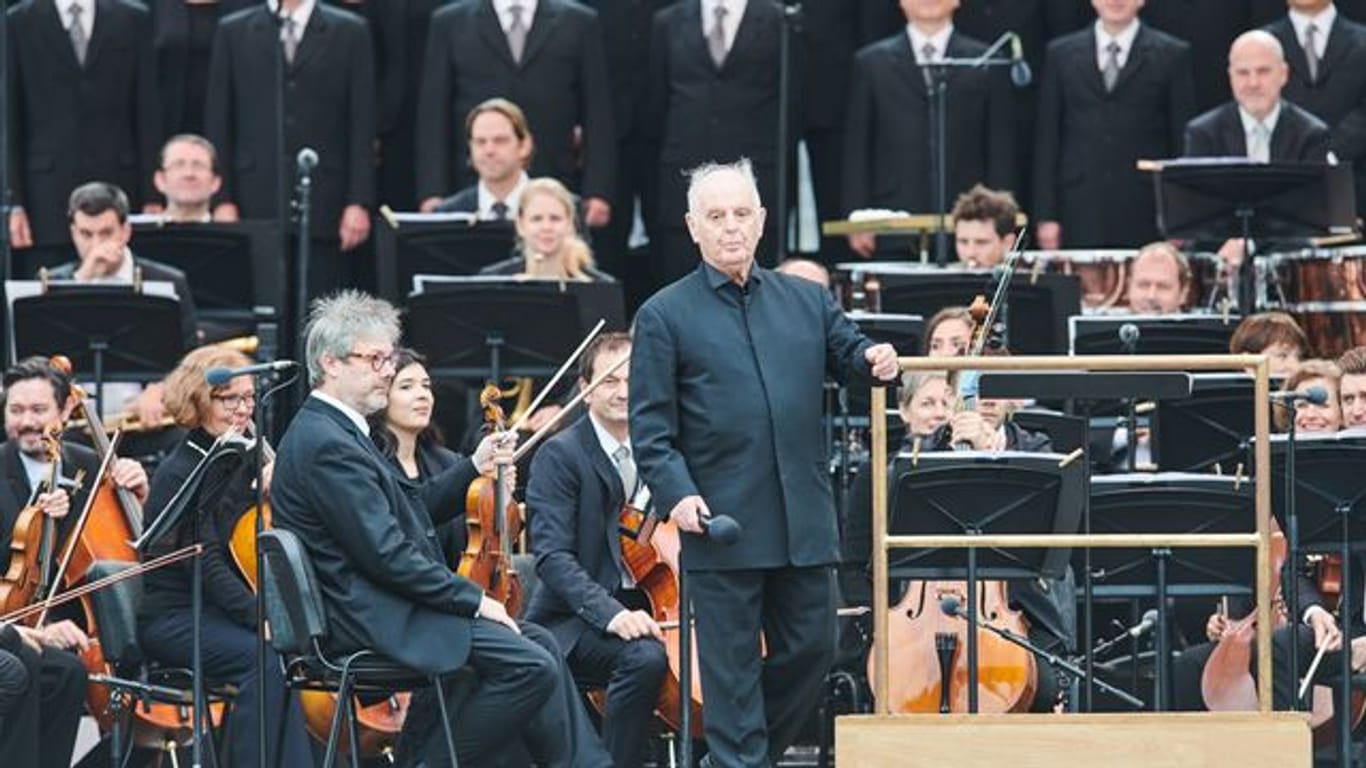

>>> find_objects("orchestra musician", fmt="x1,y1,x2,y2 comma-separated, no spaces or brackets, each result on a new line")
480,177,615,283
924,307,975,358
1338,346,1366,428
0,620,89,768
1229,311,1311,378
136,344,313,767
524,332,668,768
630,160,899,768
271,290,611,767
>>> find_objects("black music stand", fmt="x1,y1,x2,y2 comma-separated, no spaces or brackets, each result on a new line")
1068,314,1240,356
1082,474,1257,712
1149,159,1356,312
1268,432,1366,763
374,214,516,302
129,220,283,341
867,269,1080,355
1153,374,1259,473
10,286,185,411
404,278,624,381
887,451,1087,713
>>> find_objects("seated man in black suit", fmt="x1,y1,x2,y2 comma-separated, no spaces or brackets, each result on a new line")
1185,30,1333,280
0,621,89,768
433,98,535,218
271,290,611,767
525,332,667,768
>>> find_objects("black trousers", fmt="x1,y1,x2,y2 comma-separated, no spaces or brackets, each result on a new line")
565,609,669,768
140,605,313,768
403,621,611,768
0,641,86,768
689,566,836,768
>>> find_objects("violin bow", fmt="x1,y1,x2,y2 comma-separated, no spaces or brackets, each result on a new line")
512,352,630,464
507,319,606,434
4,544,202,626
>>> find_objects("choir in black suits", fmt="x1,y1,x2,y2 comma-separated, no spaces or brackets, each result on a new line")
1141,0,1251,113
1264,11,1366,213
1184,100,1334,162
1033,23,1195,248
6,0,161,245
842,30,1016,221
416,0,616,205
524,414,668,768
646,0,798,281
149,0,253,136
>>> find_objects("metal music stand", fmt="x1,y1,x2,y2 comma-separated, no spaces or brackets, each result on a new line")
9,285,185,410
1268,432,1366,763
1152,374,1259,473
887,451,1087,713
1068,314,1240,356
1147,159,1356,312
1081,474,1257,712
374,213,516,302
129,220,283,341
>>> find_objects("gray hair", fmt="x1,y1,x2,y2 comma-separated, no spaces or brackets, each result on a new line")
685,158,762,213
304,290,402,386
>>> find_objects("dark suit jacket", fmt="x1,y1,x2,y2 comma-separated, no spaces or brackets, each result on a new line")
272,396,483,674
523,415,632,653
149,0,253,135
630,263,875,571
324,0,408,136
1142,0,1251,113
1184,100,1334,163
0,440,101,573
842,30,1016,216
434,185,479,214
1265,14,1366,212
377,439,479,570
577,0,675,141
205,4,376,237
6,0,161,244
1033,24,1195,248
416,0,616,202
46,254,199,349
646,1,798,229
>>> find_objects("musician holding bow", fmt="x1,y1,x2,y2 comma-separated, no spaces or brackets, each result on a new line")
631,160,899,768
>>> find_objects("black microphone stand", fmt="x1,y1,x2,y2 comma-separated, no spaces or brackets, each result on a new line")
919,32,1015,266
943,599,1146,710
1283,401,1302,715
774,2,802,262
293,155,313,404
1,0,10,365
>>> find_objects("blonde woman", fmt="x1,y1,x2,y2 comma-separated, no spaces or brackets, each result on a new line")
481,177,614,282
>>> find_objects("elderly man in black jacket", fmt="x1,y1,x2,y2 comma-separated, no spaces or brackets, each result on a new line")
272,290,610,767
631,160,899,768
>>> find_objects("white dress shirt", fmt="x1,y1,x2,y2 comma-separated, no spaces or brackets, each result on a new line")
311,390,371,436
701,0,747,53
1239,102,1282,162
477,172,530,221
493,0,538,33
1290,3,1337,60
267,0,316,43
55,0,93,37
908,23,953,64
1095,18,1141,72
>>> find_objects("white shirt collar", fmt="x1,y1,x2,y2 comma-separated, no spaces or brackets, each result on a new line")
476,172,529,221
588,412,628,463
1095,18,1141,69
907,23,953,64
310,390,371,436
55,0,93,33
492,0,538,33
1239,101,1282,140
701,0,746,51
268,0,316,36
18,451,54,498
1290,4,1337,56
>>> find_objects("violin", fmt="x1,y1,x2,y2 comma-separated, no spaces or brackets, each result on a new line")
0,427,64,619
458,385,523,616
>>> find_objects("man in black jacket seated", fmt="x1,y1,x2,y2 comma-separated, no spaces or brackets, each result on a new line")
271,290,610,767
525,332,667,768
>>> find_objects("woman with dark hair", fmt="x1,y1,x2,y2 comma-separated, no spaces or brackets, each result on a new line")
1229,311,1311,378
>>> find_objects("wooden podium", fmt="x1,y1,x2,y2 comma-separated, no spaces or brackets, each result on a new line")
836,713,1310,767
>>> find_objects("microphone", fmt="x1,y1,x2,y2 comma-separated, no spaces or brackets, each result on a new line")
1126,609,1160,639
1270,385,1329,406
1118,322,1140,354
205,360,299,387
701,513,742,546
940,595,962,618
1009,33,1032,87
296,147,319,175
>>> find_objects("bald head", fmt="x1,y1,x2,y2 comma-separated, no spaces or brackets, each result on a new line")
1228,30,1288,121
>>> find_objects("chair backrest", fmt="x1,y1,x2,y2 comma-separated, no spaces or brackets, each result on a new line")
510,552,537,619
258,529,328,656
85,560,144,670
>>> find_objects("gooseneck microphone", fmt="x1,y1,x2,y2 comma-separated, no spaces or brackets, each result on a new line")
205,360,298,387
1009,34,1032,87
1270,386,1329,405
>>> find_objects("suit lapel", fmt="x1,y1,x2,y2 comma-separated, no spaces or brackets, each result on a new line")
248,9,282,73
0,444,32,524
1112,25,1151,95
723,0,760,74
84,0,116,71
38,0,83,73
519,0,562,70
1317,18,1354,84
1073,30,1106,99
892,34,929,103
291,5,330,74
1223,104,1248,156
576,418,627,571
1270,106,1295,161
477,0,519,71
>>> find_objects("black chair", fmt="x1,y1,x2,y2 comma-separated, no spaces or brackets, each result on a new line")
257,529,467,767
85,560,236,766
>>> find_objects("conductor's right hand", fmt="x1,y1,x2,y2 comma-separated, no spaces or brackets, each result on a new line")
847,233,876,258
668,495,710,535
607,609,664,643
1206,612,1230,641
477,594,520,634
9,208,32,249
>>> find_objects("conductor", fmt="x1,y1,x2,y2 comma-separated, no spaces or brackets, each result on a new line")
630,159,899,767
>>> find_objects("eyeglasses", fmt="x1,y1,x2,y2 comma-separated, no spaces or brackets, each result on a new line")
346,350,399,372
211,393,256,410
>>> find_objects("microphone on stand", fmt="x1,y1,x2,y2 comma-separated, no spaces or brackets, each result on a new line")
1009,34,1032,87
1118,323,1140,354
296,147,318,175
205,360,298,387
1270,386,1329,405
